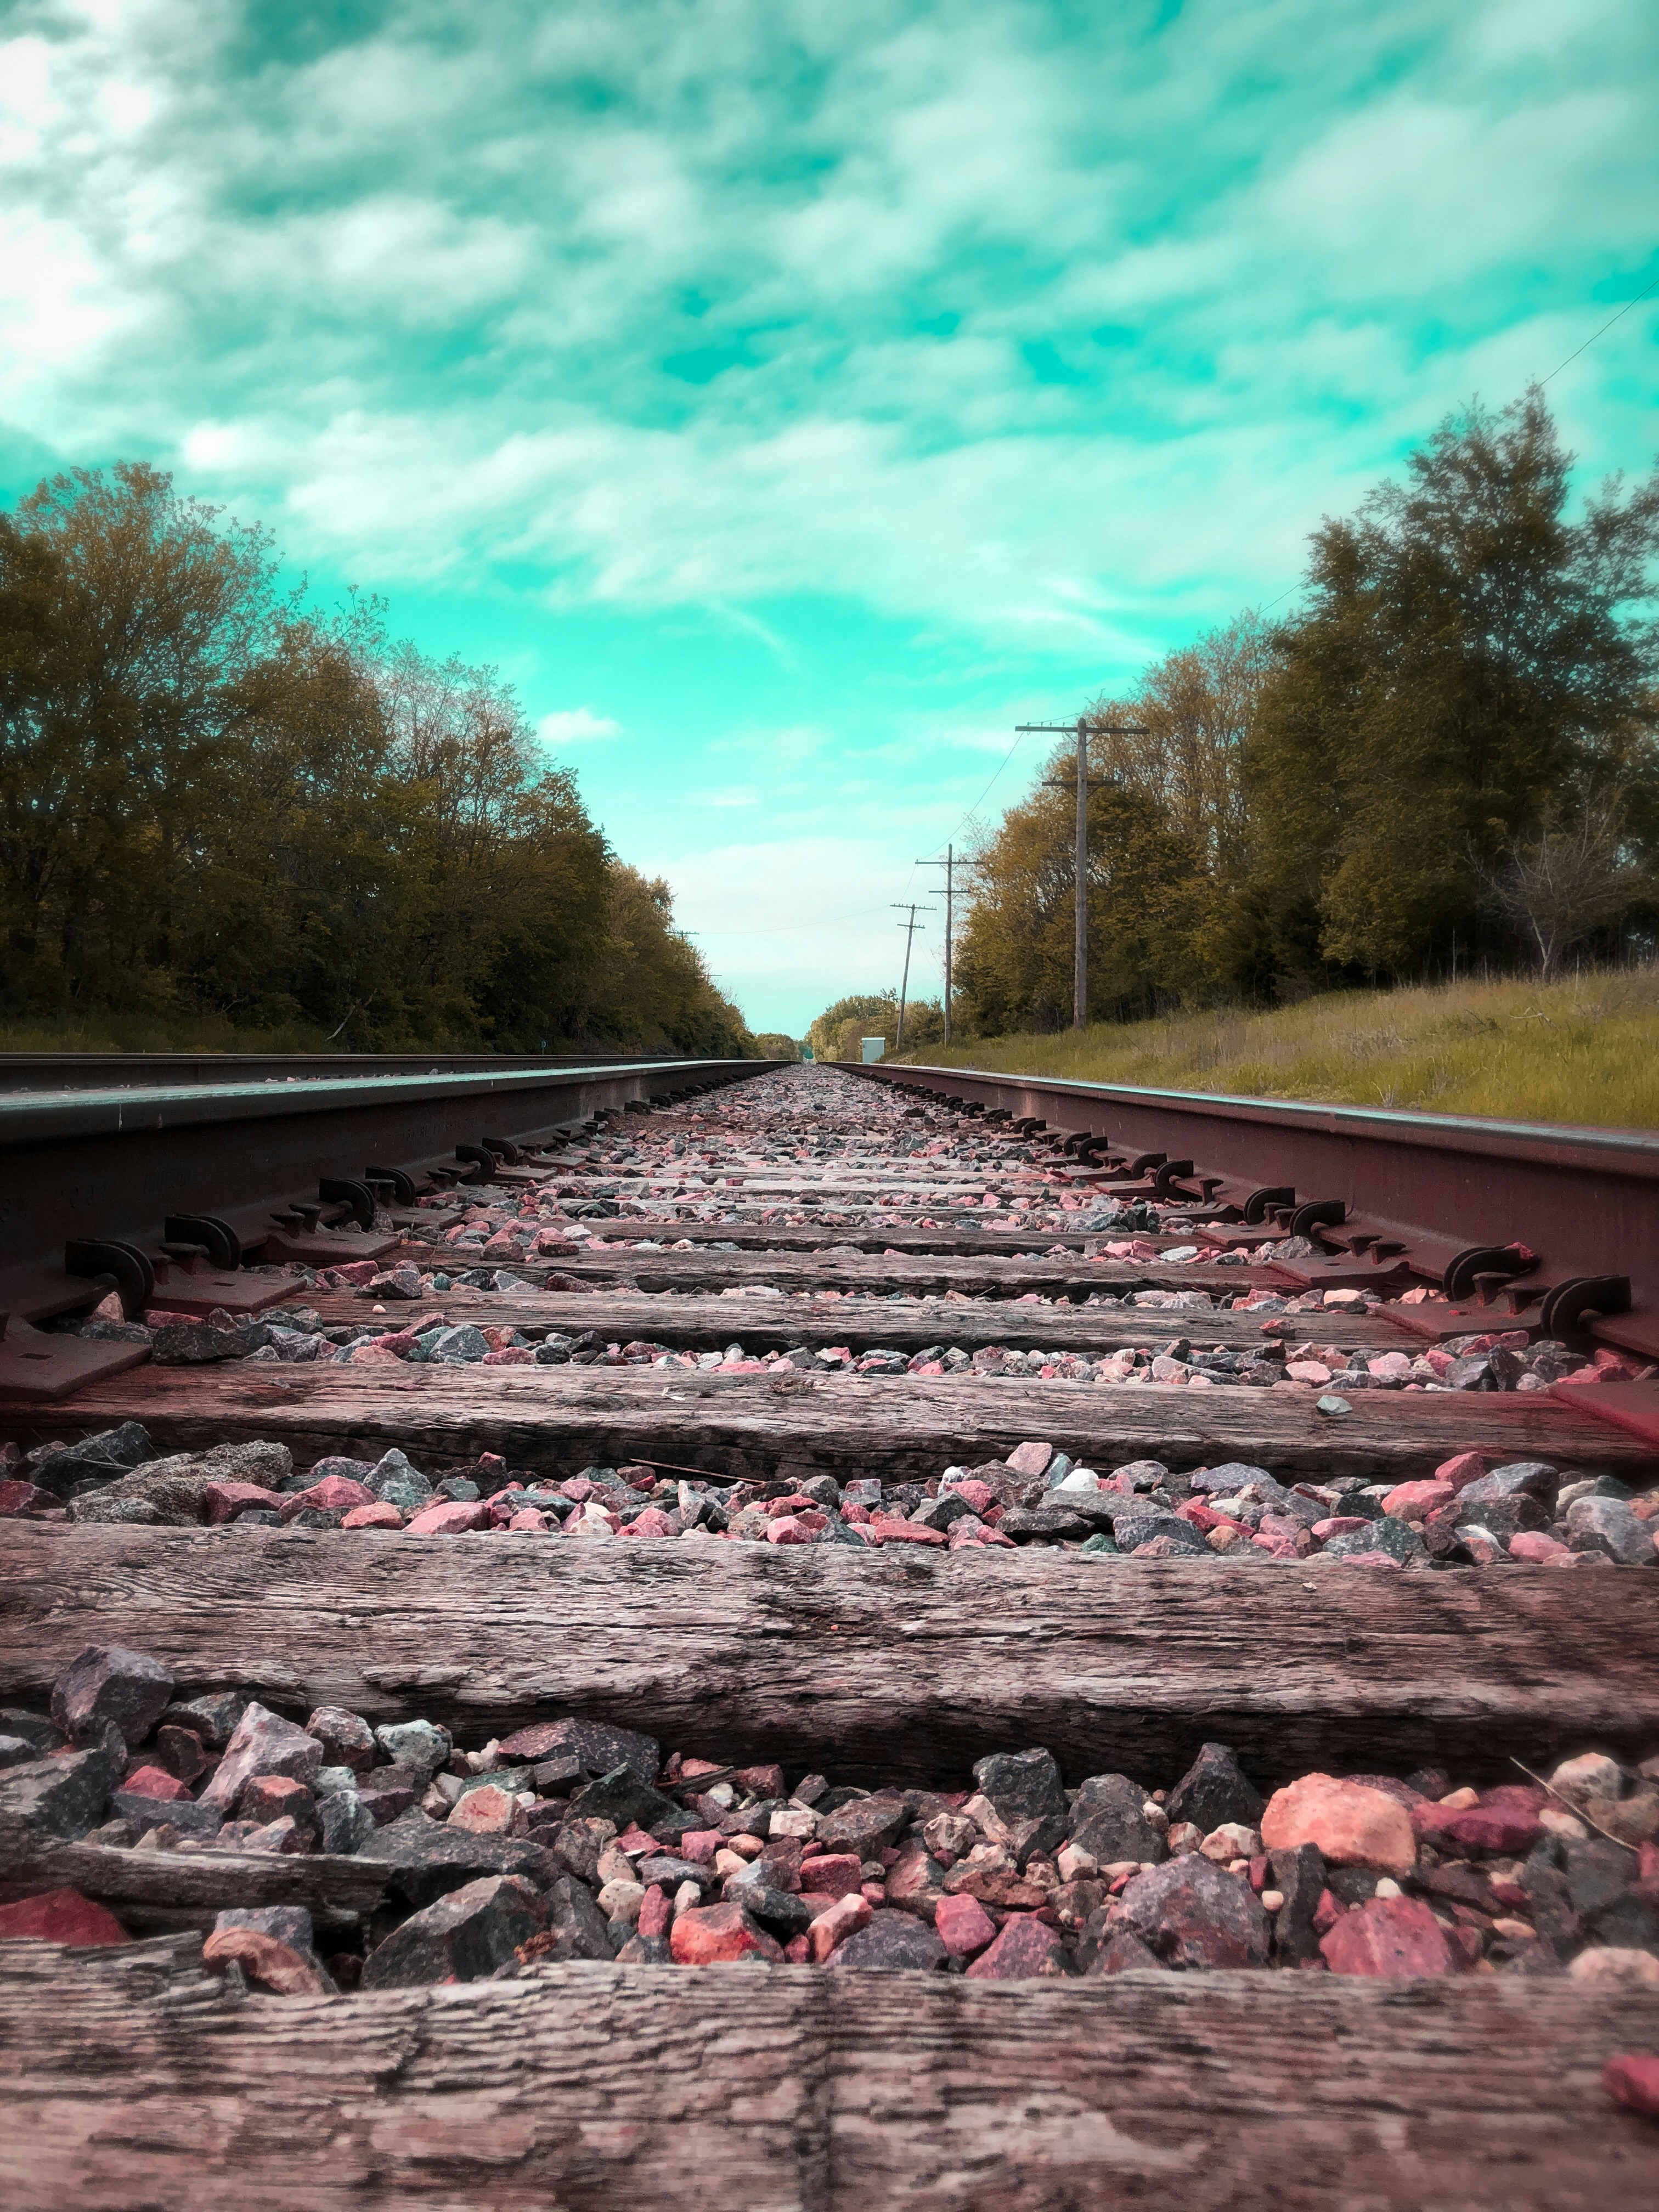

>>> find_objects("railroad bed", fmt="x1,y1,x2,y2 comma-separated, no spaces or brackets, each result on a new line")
3,1059,1658,2207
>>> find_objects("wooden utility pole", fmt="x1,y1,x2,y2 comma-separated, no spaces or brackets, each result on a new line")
914,846,956,1042
1018,716,1147,1030
890,903,934,1048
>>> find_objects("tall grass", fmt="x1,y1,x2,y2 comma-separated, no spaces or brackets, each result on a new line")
896,968,1659,1130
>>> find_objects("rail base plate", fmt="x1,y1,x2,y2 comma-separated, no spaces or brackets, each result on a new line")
0,1321,151,1403
148,1272,292,1320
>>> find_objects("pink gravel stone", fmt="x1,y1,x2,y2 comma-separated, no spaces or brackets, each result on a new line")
204,1481,286,1524
1604,2055,1659,2118
448,1785,517,1835
504,1509,550,1532
1509,1531,1572,1562
405,1500,492,1535
964,1913,1069,1980
865,1515,946,1545
1435,1452,1488,1492
637,1886,671,1940
342,1502,404,1530
0,1887,128,1946
806,1892,872,1961
239,1775,314,1826
798,1855,864,1899
122,1765,192,1802
278,1475,375,1522
1261,1775,1417,1876
622,1507,676,1538
765,1516,815,1544
1319,1895,1454,1977
1411,1786,1543,1855
933,1892,996,1958
0,1480,55,1516
1380,1480,1453,1520
945,1479,997,1514
669,1900,785,1966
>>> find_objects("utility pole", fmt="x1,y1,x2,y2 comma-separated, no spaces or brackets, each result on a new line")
914,845,956,1042
891,902,935,1049
1018,716,1147,1030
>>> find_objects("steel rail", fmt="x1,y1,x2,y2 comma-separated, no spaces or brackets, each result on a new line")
0,1049,672,1092
843,1059,1659,1365
0,1057,774,1346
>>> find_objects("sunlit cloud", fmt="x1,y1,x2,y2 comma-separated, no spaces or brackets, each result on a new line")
536,706,623,745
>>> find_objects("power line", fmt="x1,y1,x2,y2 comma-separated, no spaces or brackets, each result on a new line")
1539,268,1659,388
944,727,1028,844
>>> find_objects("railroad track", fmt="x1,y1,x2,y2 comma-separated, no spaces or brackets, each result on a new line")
2,1052,1657,2207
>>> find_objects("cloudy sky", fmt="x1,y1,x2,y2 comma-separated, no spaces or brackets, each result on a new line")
3,0,1655,1034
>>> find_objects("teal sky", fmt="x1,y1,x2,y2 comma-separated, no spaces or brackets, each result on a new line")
3,0,1655,1035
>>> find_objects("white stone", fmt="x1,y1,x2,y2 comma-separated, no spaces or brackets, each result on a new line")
1548,1752,1626,1807
1570,1947,1659,1987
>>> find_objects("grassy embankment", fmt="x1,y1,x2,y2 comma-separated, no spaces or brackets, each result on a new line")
892,969,1659,1130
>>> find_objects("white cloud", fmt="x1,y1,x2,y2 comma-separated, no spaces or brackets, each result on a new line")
2,0,1656,1040
535,706,622,744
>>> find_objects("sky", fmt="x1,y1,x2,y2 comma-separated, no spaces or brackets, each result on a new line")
2,0,1656,1037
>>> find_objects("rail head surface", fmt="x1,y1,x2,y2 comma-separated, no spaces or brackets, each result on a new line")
0,1050,680,1091
0,1059,778,1145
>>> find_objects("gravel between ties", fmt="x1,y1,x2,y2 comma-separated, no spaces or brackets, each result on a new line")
3,1643,1658,1992
12,1424,1659,1570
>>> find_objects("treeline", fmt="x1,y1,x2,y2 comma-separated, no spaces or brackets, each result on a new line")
0,463,755,1055
956,392,1659,1034
805,992,945,1062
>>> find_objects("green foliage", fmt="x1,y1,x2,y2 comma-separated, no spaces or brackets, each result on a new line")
947,388,1659,1034
1244,390,1659,986
752,1032,801,1060
807,993,894,1062
806,992,944,1062
0,464,753,1056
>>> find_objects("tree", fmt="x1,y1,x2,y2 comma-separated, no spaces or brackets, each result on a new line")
954,750,1215,1033
752,1032,800,1060
1246,390,1659,984
0,462,754,1054
1476,799,1646,979
808,993,896,1062
0,464,279,1017
1087,612,1269,876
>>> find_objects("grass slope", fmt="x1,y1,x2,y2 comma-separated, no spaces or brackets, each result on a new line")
896,970,1659,1130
